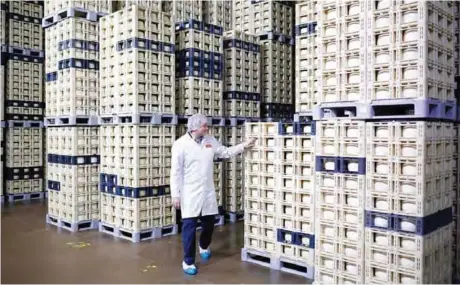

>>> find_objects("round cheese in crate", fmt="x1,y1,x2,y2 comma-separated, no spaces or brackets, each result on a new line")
266,190,274,199
284,220,293,228
373,251,386,263
401,237,416,250
376,0,391,9
323,209,334,219
324,193,335,204
321,274,334,283
402,48,418,61
403,67,417,80
325,58,337,70
322,241,334,252
266,216,274,225
285,152,294,161
400,182,415,194
324,127,335,137
347,161,359,172
345,212,357,223
346,89,360,101
285,138,293,147
283,233,293,242
325,92,337,101
376,34,390,46
266,164,274,173
346,127,358,137
345,144,359,156
266,177,274,187
348,38,360,50
345,263,358,274
326,76,337,86
402,86,417,98
326,8,336,20
349,4,360,15
324,176,335,187
347,55,359,67
399,256,415,269
347,21,360,33
345,178,358,189
375,15,390,28
375,127,389,138
403,29,418,42
376,70,390,81
324,144,335,154
400,275,416,284
302,139,312,148
323,258,334,269
267,151,275,160
375,233,388,245
345,229,358,240
401,145,416,157
401,126,417,138
267,138,275,147
301,236,310,246
344,246,357,258
400,220,416,232
301,194,311,203
325,26,337,37
267,243,275,251
251,125,259,133
284,166,293,175
284,179,294,188
349,72,360,84
375,269,386,279
284,193,293,202
347,196,359,207
374,216,388,228
324,226,334,237
402,11,417,24
251,164,259,172
375,51,390,64
375,145,389,156
376,163,388,174
250,239,258,247
325,161,336,171
326,42,336,53
251,176,259,184
376,198,389,210
375,180,389,192
303,125,312,135
267,125,275,134
402,163,416,175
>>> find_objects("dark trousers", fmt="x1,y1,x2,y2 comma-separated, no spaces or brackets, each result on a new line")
182,214,215,265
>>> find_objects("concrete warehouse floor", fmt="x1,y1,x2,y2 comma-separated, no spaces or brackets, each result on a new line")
1,200,310,284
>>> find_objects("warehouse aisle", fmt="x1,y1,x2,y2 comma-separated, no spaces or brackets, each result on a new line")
1,201,309,284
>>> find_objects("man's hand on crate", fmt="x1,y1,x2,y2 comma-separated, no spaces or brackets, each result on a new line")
244,137,257,149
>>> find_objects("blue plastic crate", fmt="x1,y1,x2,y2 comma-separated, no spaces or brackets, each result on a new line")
47,154,100,165
7,53,44,63
6,100,45,109
277,228,296,244
365,211,393,230
278,123,296,135
46,71,58,82
340,157,366,175
7,12,41,25
296,232,315,249
393,207,452,235
47,180,61,191
295,121,315,135
315,156,340,173
5,166,44,180
58,39,99,51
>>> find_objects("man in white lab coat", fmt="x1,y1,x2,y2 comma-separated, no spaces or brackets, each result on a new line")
170,114,256,275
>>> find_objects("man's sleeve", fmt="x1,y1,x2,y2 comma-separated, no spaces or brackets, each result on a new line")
170,142,184,198
211,136,245,159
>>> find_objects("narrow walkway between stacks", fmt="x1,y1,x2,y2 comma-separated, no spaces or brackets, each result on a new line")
1,200,311,284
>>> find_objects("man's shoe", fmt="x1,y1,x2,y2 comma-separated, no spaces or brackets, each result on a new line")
182,261,197,275
199,247,211,261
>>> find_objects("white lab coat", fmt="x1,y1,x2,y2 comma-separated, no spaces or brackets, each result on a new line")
170,133,245,219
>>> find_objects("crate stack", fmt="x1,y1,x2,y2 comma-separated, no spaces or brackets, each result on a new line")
0,0,5,203
163,0,203,23
2,1,46,203
97,5,178,242
43,1,111,230
455,2,460,282
232,0,294,120
242,121,315,278
295,1,317,114
222,30,260,221
203,0,233,32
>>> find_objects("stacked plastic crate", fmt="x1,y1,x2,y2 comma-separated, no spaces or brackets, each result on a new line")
0,0,5,203
98,5,178,242
222,30,260,221
232,0,294,120
242,121,315,278
295,1,317,114
454,2,460,282
163,0,203,22
2,1,46,203
203,0,233,32
43,1,110,231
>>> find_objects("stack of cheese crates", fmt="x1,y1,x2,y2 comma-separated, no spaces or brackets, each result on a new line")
295,0,317,114
2,1,46,203
97,5,178,242
454,2,460,282
203,0,233,32
310,1,456,284
242,121,315,278
222,30,260,222
43,0,111,231
233,0,294,120
174,14,226,224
